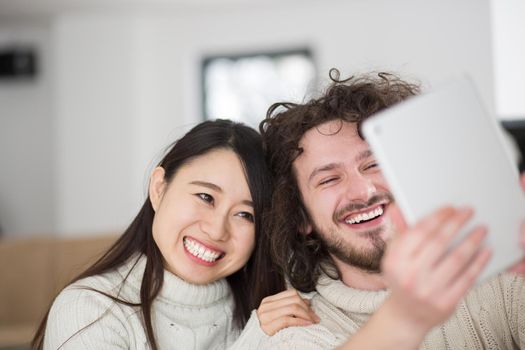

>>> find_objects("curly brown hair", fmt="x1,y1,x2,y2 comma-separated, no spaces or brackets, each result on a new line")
259,69,420,292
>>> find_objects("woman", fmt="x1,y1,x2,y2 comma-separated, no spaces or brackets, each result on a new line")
32,119,316,349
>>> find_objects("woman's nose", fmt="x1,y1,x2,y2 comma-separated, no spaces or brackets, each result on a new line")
201,213,230,241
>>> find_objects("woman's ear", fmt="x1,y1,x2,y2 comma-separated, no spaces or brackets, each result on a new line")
149,167,167,212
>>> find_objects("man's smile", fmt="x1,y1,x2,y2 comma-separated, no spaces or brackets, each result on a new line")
339,203,390,230
344,205,384,224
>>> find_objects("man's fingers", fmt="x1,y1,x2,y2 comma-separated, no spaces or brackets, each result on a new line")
383,207,471,290
414,208,475,269
426,226,487,289
441,247,491,306
395,207,457,260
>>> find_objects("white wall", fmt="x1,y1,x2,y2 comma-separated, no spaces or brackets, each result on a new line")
146,0,494,117
52,15,144,235
491,0,525,119
0,0,496,236
0,21,55,237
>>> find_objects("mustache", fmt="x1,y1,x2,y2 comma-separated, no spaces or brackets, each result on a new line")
334,192,395,222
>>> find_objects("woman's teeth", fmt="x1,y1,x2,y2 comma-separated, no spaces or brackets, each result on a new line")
345,206,384,224
183,237,222,262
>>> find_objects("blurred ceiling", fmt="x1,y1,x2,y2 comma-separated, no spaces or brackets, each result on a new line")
0,0,303,18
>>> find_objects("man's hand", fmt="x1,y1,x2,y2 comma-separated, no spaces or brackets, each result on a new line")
381,206,491,338
337,207,493,350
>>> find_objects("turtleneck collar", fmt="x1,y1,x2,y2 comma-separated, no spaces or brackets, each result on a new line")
117,254,231,307
316,270,390,314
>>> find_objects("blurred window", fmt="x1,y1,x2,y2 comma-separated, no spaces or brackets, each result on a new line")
202,49,316,128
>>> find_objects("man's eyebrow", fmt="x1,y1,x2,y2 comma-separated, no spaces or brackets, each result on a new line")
189,181,222,192
356,149,373,162
308,163,343,183
307,150,373,183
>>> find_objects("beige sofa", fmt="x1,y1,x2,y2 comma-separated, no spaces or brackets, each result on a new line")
0,235,117,349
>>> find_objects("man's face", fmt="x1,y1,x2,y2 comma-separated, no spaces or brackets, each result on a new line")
293,120,397,273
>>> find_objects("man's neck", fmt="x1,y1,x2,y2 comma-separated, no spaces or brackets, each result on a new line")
333,256,387,291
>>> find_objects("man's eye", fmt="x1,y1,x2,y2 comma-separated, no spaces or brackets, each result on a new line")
319,177,338,186
196,193,214,204
364,163,379,171
236,211,254,223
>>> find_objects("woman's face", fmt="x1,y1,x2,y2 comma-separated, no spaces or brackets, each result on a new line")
149,148,256,284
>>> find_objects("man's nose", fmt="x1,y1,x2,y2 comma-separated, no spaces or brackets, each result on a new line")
344,173,377,202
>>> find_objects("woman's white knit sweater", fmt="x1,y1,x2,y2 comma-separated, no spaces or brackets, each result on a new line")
44,255,267,349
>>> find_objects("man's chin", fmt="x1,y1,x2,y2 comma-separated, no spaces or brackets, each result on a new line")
317,225,387,273
329,246,384,274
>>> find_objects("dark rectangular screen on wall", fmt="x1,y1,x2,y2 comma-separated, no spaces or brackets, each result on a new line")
0,47,37,79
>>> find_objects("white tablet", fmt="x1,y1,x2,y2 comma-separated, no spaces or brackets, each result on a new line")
361,76,525,282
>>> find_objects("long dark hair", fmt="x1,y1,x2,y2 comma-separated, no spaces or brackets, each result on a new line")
32,119,285,350
259,70,420,292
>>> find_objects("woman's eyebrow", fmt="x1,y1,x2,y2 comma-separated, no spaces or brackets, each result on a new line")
241,200,254,207
189,181,222,192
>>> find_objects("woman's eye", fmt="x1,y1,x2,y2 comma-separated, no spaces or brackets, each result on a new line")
196,193,214,204
236,211,254,223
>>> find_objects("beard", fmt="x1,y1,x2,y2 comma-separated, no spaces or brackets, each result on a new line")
314,225,386,273
312,193,394,273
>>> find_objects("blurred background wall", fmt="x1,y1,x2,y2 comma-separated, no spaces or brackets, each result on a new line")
0,0,522,238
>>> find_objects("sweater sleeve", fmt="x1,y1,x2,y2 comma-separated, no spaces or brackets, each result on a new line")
259,323,344,350
228,309,343,350
500,273,525,348
227,310,269,349
44,286,131,350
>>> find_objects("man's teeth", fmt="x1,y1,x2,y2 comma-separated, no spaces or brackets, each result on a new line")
183,238,222,263
345,207,383,224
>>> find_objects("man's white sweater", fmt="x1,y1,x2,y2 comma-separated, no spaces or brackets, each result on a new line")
249,272,525,349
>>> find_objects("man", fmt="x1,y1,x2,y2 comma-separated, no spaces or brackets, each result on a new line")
257,70,525,349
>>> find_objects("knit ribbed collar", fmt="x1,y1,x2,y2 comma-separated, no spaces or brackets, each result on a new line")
117,254,231,307
316,271,390,314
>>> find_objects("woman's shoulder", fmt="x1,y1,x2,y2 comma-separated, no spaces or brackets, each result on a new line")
58,254,145,302
53,257,146,310
49,269,135,325
57,273,121,303
44,268,144,349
